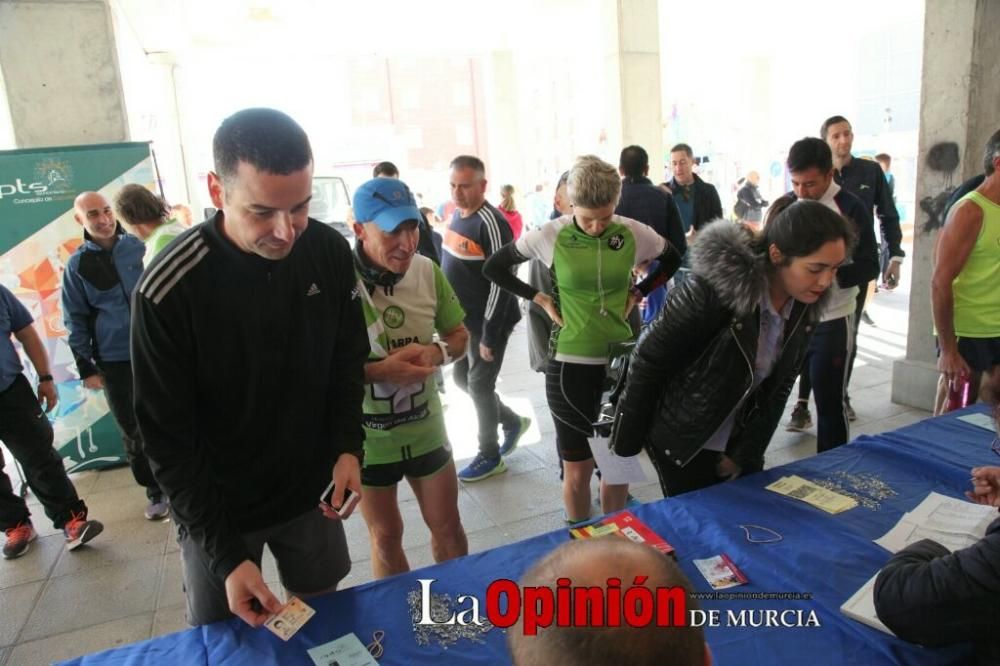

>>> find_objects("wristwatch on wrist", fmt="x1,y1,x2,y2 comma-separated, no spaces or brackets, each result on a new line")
37,374,53,383
434,340,452,365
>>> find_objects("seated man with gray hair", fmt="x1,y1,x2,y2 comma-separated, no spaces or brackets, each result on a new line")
508,537,709,666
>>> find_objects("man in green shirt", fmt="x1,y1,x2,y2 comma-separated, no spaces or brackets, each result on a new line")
114,184,187,266
350,177,471,578
933,129,1000,406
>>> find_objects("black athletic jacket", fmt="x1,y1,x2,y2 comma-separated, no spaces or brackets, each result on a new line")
132,215,368,581
874,517,1000,664
836,156,904,259
616,176,688,255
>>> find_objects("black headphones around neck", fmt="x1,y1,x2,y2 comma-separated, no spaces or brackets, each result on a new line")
353,241,405,288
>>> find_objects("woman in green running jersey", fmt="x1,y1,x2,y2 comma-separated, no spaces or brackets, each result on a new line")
484,155,681,523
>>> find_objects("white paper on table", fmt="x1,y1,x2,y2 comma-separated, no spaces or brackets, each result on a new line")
588,436,649,484
307,632,379,666
906,492,997,535
874,492,997,553
874,518,978,553
957,412,998,433
840,573,895,636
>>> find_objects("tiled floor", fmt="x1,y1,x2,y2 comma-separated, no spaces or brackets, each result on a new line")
0,275,925,664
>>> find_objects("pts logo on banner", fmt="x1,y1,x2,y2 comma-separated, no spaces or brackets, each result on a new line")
0,160,73,202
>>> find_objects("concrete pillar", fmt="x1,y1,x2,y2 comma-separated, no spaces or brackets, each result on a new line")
601,0,664,168
139,53,192,204
483,51,522,201
892,0,1000,410
0,0,128,148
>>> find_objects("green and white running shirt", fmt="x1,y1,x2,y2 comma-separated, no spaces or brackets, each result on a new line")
143,219,187,266
515,214,665,365
357,254,466,464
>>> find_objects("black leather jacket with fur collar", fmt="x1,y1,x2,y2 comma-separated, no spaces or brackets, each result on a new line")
610,221,827,472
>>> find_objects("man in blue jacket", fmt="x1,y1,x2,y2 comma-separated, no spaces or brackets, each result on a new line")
61,191,168,521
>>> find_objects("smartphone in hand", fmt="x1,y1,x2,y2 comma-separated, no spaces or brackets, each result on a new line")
319,479,359,517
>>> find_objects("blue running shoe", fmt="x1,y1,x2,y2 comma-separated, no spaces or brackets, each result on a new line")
458,454,507,482
500,416,532,457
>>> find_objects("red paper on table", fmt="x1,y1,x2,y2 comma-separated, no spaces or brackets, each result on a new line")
569,510,676,558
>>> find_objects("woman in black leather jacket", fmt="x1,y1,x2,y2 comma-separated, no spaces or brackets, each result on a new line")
610,199,855,497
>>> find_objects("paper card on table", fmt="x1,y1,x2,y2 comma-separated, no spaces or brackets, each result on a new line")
905,492,997,533
587,436,649,484
840,573,895,636
873,517,978,554
569,510,676,557
874,492,997,553
307,632,379,666
765,475,858,514
957,412,997,432
264,597,315,641
693,554,748,589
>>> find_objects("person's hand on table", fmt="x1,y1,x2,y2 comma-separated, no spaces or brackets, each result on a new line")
967,466,1000,508
225,560,283,627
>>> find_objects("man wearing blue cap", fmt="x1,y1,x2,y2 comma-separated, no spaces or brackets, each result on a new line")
132,108,369,627
348,177,470,578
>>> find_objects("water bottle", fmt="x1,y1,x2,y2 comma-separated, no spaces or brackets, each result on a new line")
945,375,972,413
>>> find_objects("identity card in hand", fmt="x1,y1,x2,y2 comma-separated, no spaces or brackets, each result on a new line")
264,597,316,641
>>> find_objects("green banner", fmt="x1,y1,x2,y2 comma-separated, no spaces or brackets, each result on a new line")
1,142,154,472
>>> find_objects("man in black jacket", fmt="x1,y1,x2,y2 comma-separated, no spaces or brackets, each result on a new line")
874,407,1000,664
132,108,369,627
665,143,723,237
665,144,723,286
735,171,768,227
617,145,687,325
822,116,905,420
617,145,687,252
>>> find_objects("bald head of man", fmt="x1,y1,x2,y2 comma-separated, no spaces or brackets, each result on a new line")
73,191,118,248
747,171,760,186
508,538,709,666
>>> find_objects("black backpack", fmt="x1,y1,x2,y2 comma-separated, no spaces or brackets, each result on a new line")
734,198,750,219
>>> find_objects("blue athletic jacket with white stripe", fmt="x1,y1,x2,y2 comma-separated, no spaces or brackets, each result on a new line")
61,226,145,378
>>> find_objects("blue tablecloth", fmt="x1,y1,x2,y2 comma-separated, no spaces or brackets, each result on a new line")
66,406,997,665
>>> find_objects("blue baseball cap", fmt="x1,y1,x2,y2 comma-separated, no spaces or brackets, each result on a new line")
352,178,422,232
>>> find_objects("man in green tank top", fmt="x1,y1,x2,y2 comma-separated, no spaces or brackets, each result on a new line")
932,129,1000,405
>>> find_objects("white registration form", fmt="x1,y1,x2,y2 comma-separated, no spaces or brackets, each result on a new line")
875,491,997,553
